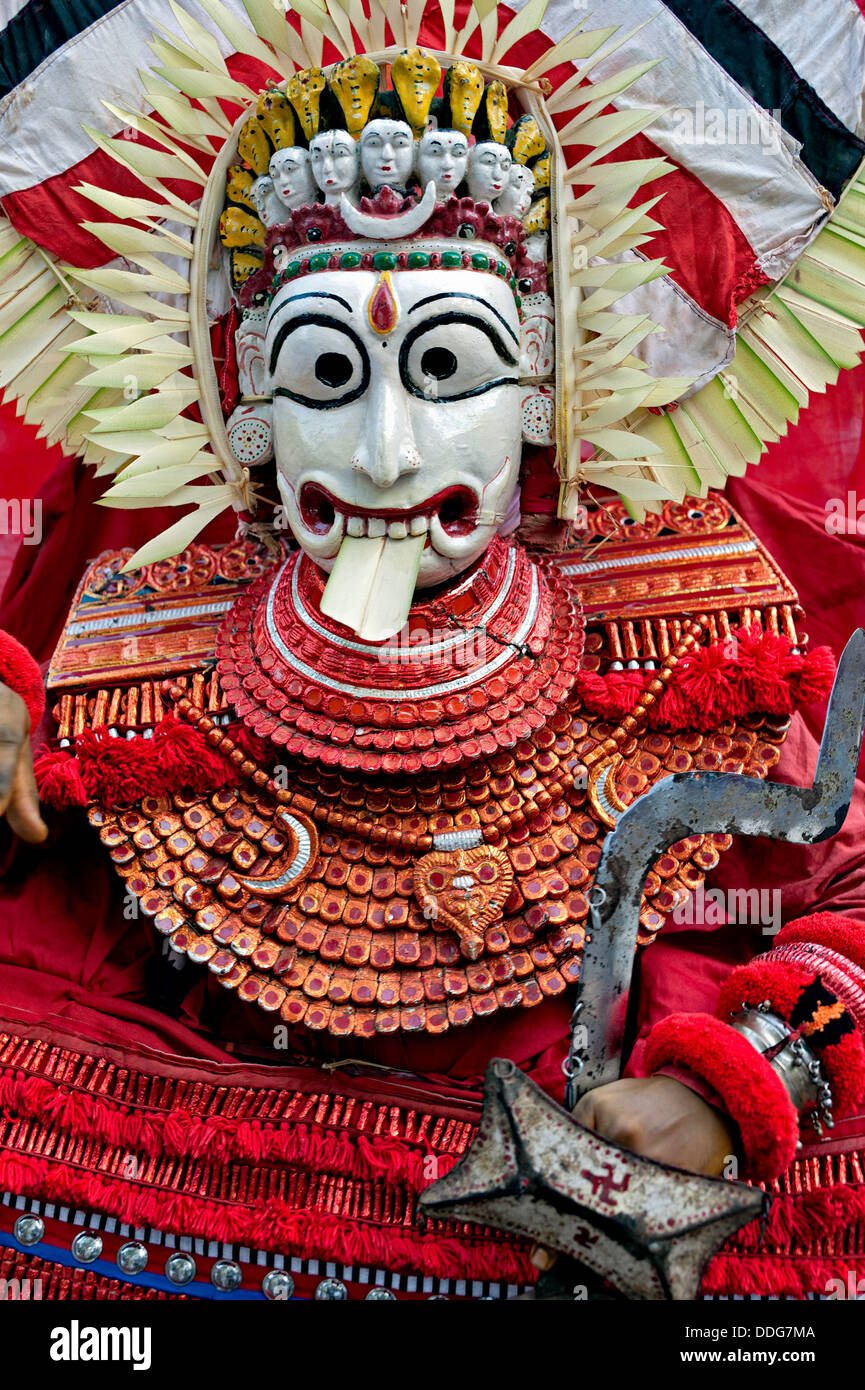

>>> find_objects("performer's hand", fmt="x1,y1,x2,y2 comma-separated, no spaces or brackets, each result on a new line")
572,1075,736,1177
0,681,47,843
529,1076,738,1279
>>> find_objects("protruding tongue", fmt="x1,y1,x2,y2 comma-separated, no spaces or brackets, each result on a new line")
320,531,425,641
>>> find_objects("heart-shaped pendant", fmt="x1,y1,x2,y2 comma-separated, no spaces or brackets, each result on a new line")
413,845,514,961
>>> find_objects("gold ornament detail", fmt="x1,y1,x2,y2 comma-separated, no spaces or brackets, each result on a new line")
443,61,484,136
237,113,270,174
523,194,550,235
413,846,514,962
483,79,509,144
255,87,296,149
219,207,265,249
225,164,257,212
509,113,546,164
531,149,551,190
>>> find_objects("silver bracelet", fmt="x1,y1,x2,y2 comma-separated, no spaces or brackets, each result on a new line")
728,1003,834,1137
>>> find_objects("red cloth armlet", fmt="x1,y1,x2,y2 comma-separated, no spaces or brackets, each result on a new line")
0,630,44,733
645,1013,799,1181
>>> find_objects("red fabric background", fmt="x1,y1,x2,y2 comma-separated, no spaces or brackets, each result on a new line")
0,362,863,1096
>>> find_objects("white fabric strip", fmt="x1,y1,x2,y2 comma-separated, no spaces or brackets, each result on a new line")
0,0,32,27
605,251,735,394
0,0,252,195
733,0,865,139
514,0,831,279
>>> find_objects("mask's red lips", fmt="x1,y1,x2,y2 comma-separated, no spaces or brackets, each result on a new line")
299,482,478,537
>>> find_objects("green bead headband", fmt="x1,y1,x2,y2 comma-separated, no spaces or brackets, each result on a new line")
270,239,525,316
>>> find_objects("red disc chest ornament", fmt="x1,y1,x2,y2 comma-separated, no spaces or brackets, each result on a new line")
51,505,799,1039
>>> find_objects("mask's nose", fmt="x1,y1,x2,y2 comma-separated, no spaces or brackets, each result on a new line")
351,371,421,487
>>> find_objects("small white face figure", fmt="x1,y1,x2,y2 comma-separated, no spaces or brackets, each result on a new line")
495,163,535,219
268,148,316,211
267,268,522,587
467,142,512,203
417,129,469,197
359,119,415,191
250,174,282,228
309,129,360,205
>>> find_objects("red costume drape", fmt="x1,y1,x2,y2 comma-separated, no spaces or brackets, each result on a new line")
0,369,862,1108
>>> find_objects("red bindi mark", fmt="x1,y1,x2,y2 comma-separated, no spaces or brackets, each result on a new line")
367,270,399,334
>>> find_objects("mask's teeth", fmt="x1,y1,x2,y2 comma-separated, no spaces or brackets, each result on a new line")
387,520,407,538
346,515,365,536
367,516,386,537
409,514,429,535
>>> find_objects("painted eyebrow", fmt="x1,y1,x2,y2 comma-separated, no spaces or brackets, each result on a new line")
407,292,520,348
269,310,363,377
270,291,353,318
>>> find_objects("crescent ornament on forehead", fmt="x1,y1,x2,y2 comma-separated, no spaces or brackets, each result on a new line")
339,181,437,238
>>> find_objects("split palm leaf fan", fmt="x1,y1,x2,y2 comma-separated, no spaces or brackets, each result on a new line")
0,0,863,566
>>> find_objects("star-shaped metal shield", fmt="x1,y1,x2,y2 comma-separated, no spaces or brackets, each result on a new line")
418,1059,765,1300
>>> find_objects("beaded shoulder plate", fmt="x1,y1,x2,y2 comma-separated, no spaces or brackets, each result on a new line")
49,497,799,1039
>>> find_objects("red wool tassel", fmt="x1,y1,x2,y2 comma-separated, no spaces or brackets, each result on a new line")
0,1149,534,1285
702,1252,857,1299
69,716,241,808
33,749,88,808
776,914,865,975
574,625,835,733
36,716,278,809
0,630,45,732
717,958,865,1116
0,1067,455,1194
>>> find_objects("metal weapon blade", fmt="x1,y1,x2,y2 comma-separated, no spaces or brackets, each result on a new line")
570,627,865,1103
420,631,865,1298
419,1059,763,1301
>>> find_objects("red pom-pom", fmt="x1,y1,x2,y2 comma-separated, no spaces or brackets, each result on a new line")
788,646,835,705
717,957,865,1115
717,959,811,1025
33,749,88,808
74,715,240,807
574,624,836,733
0,630,44,732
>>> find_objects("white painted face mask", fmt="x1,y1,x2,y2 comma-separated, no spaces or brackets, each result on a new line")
268,148,316,210
359,119,416,190
417,130,469,196
309,130,361,205
266,267,522,638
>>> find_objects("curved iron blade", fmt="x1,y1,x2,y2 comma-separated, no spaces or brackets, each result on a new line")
571,627,865,1101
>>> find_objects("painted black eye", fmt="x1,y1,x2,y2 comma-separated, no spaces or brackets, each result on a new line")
400,313,519,401
270,315,369,409
315,352,354,388
457,223,476,239
518,277,532,292
504,240,517,256
306,226,323,241
420,346,457,381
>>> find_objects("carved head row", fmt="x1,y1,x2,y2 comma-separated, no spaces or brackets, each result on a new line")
252,123,534,221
